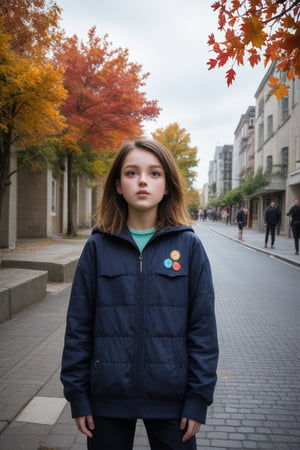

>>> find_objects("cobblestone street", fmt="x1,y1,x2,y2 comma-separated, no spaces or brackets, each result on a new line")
0,223,299,449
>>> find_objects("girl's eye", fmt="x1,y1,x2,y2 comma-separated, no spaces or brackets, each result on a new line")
126,171,136,176
151,171,161,177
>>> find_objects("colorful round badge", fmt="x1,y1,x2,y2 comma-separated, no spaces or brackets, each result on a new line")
163,249,182,271
164,258,173,269
170,250,181,261
172,261,181,271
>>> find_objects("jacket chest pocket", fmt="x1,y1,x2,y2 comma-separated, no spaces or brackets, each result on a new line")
147,270,189,308
96,273,137,307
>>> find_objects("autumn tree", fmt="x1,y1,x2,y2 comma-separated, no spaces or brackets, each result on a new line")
0,0,66,217
152,123,200,216
54,27,160,235
207,0,300,98
1,0,62,56
152,123,198,187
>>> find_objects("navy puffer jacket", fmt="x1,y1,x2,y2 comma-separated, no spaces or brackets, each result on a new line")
61,225,218,424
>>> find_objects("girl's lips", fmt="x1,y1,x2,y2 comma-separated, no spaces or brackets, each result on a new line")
136,190,149,196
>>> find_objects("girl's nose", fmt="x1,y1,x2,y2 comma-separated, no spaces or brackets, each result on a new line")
138,173,147,185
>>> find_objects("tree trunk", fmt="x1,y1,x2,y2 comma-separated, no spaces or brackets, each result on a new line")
0,132,12,219
67,151,76,235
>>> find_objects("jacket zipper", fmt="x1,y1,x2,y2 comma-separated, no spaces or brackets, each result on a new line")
139,254,143,272
135,252,144,416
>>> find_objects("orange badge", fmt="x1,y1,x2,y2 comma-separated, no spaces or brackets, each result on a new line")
170,250,181,261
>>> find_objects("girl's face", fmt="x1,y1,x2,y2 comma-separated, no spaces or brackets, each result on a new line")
116,148,168,218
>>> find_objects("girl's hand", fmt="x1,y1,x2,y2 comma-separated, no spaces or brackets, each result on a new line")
75,415,95,438
180,417,201,442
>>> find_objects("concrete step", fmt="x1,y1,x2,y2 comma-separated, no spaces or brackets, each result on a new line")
1,258,78,282
0,268,48,323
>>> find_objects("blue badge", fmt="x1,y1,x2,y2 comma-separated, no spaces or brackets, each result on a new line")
164,258,173,269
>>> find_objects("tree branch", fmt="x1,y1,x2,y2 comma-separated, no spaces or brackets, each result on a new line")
264,0,300,24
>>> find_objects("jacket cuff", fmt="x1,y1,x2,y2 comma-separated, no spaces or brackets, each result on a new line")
69,392,92,419
181,395,208,424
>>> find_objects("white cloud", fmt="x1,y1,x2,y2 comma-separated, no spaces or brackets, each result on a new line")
58,0,267,186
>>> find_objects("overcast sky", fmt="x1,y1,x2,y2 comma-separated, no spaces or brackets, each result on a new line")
58,0,267,187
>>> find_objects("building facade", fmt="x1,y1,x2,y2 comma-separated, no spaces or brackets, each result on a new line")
0,152,93,248
232,106,255,188
208,145,233,201
205,64,300,236
252,63,300,232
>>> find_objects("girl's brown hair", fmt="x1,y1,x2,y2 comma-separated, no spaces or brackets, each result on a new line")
96,138,191,233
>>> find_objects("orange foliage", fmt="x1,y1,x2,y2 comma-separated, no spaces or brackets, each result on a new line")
208,0,300,95
268,75,289,100
55,27,160,152
0,0,62,57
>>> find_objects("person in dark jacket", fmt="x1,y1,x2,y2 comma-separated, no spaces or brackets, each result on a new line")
287,199,300,255
264,201,281,249
236,206,246,241
61,139,219,450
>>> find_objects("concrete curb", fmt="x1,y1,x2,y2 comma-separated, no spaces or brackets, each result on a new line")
208,226,300,268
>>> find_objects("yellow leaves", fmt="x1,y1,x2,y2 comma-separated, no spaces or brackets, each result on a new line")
152,122,198,189
0,39,66,147
268,75,289,100
241,16,267,48
62,128,82,153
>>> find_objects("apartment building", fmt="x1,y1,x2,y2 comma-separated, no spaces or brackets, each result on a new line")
208,145,233,201
232,106,255,188
252,63,300,232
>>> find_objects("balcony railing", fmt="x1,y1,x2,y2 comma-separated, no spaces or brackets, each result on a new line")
265,164,287,177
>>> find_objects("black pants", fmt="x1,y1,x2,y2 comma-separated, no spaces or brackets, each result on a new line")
265,224,276,246
87,417,197,450
292,222,300,253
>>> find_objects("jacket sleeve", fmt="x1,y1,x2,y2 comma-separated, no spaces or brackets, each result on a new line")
264,209,268,222
181,236,219,424
60,239,97,418
277,208,281,224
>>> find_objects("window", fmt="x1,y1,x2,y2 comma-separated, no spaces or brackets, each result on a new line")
258,122,264,147
51,179,57,215
267,115,273,138
258,98,264,116
281,147,288,176
266,156,272,175
282,96,289,121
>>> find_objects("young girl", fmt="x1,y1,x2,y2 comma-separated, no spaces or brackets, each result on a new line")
61,138,219,450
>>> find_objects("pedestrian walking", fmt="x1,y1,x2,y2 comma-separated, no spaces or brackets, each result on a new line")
236,205,246,240
61,138,219,450
264,201,281,249
286,199,300,255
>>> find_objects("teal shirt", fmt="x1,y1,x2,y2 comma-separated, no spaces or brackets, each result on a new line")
129,227,156,253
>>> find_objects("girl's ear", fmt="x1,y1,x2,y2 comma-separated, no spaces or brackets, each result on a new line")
116,179,122,195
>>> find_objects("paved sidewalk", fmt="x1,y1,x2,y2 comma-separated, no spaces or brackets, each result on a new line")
202,220,300,268
0,224,299,449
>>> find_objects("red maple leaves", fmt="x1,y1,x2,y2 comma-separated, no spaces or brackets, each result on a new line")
207,0,300,98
